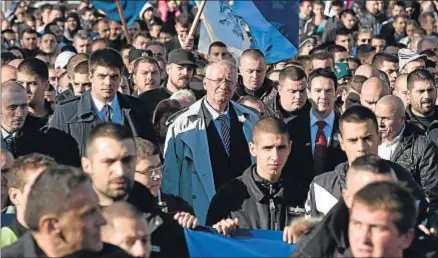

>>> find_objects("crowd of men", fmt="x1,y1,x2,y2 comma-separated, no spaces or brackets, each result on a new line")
1,0,438,257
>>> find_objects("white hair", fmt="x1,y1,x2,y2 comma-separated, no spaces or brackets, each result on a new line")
205,60,238,83
170,89,197,108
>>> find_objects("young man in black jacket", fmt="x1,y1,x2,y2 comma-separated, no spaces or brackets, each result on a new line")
81,123,198,258
206,117,301,244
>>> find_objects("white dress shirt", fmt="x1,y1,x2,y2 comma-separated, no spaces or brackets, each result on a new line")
92,95,123,124
310,109,335,155
378,125,405,160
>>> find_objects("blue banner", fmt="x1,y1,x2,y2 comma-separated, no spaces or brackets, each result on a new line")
92,0,147,27
231,0,299,64
184,227,295,257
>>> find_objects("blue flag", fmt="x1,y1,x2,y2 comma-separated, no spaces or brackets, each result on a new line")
184,227,295,257
92,0,148,27
231,0,299,64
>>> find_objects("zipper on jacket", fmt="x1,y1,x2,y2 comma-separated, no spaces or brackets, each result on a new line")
269,184,279,230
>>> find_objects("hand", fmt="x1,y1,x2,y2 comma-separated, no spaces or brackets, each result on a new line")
213,218,239,236
418,224,437,236
182,36,195,50
174,212,199,229
286,217,322,244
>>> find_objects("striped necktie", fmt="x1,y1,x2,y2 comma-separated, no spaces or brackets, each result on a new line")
217,114,230,155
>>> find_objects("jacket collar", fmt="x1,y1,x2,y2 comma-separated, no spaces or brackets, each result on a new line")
242,164,284,202
326,200,350,253
75,91,132,122
183,97,253,122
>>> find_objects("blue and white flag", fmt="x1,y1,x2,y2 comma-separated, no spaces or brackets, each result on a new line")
184,227,296,257
196,0,251,62
92,0,148,27
231,0,299,64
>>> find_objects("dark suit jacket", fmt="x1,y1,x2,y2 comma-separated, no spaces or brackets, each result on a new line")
48,90,158,166
284,112,347,206
1,231,134,258
1,117,50,158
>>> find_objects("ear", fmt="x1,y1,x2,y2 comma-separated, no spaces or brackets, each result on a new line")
338,133,346,151
400,228,415,249
249,141,257,157
287,140,293,155
8,187,21,206
39,214,60,235
89,71,93,82
43,81,49,92
342,188,353,209
165,64,171,76
81,156,91,175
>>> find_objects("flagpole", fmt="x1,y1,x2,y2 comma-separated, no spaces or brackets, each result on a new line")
187,0,207,41
115,0,132,44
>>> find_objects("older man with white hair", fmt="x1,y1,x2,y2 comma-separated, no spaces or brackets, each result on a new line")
163,60,259,224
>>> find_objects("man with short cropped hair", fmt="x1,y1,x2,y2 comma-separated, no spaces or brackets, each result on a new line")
206,117,300,242
94,18,110,39
133,32,152,50
17,58,53,130
393,74,410,107
20,28,38,58
372,53,399,88
286,68,346,206
235,49,277,104
371,35,386,53
405,69,438,133
1,65,17,83
310,51,334,72
264,66,310,122
49,48,157,165
82,123,196,257
1,81,49,157
1,154,56,247
207,41,229,63
101,202,152,258
1,165,133,257
165,14,194,53
73,30,92,54
348,182,416,258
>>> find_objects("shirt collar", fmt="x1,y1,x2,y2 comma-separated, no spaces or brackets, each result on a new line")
1,127,15,138
381,125,405,147
310,109,335,128
203,99,229,120
92,94,119,112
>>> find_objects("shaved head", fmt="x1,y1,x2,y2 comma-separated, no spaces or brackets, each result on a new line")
101,201,145,225
252,117,289,144
377,95,405,119
1,65,17,83
8,59,23,69
355,64,380,78
393,74,410,107
360,77,390,112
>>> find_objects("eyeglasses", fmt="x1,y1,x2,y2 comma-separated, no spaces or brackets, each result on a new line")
204,77,235,88
135,165,163,178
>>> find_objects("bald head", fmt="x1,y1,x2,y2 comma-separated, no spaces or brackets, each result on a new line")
1,80,27,96
8,59,23,69
360,77,390,112
393,74,410,107
375,95,406,142
101,201,151,258
1,65,17,83
354,64,380,78
377,95,405,119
